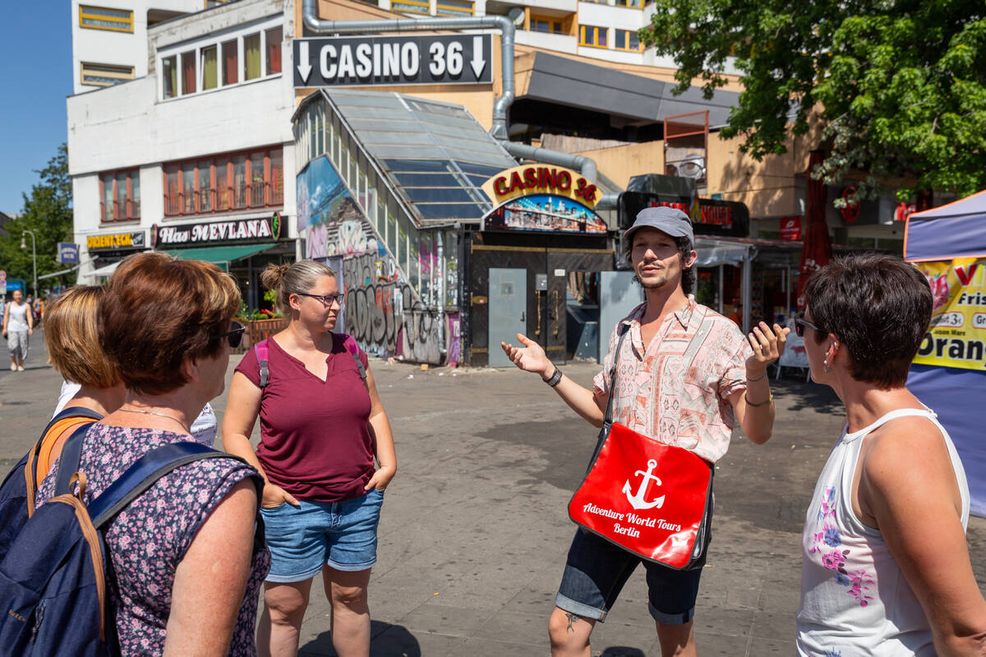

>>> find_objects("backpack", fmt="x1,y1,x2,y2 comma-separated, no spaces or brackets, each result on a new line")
255,334,367,389
0,440,259,657
0,407,103,558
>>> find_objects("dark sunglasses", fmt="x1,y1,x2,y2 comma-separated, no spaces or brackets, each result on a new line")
794,315,826,338
222,321,246,349
296,291,343,307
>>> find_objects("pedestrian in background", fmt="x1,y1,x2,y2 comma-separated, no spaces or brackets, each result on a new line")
796,254,986,656
37,252,269,656
2,289,33,372
502,207,788,657
223,260,396,657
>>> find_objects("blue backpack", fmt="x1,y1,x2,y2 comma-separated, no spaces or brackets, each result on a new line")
0,440,257,657
0,407,104,558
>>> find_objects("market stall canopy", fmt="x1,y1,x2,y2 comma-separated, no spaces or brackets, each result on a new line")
694,238,753,267
904,189,986,262
163,243,274,271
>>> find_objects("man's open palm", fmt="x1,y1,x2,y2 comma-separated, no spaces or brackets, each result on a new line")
500,334,550,375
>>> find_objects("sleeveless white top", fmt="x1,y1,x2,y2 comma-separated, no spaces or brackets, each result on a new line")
6,302,29,331
797,408,970,657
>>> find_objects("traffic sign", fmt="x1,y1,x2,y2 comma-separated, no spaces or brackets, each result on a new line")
293,34,493,88
57,242,80,265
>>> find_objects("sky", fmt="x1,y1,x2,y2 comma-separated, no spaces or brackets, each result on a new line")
0,5,73,215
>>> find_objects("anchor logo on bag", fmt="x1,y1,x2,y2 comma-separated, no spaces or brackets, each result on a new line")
622,459,666,510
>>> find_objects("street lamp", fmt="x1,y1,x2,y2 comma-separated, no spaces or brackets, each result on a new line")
20,229,37,299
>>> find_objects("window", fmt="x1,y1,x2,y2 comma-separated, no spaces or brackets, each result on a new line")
80,5,133,32
162,56,178,99
159,22,282,101
530,16,563,34
265,27,282,75
81,62,134,88
243,33,261,81
201,46,218,91
615,29,642,51
391,0,429,14
579,24,607,47
181,51,196,95
436,0,474,15
622,0,643,6
163,147,284,217
100,170,140,222
222,39,239,86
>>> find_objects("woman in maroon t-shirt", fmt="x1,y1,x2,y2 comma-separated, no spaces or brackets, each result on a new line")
223,260,397,657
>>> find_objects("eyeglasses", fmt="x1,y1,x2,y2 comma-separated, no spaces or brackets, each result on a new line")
222,321,246,349
794,315,826,338
296,292,343,307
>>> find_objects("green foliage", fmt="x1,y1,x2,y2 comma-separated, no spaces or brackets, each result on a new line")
639,1,986,198
0,144,74,292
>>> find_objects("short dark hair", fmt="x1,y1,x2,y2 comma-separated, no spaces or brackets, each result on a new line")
623,234,696,295
100,252,241,395
804,253,932,389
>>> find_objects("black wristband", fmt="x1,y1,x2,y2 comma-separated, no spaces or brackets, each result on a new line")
544,367,563,387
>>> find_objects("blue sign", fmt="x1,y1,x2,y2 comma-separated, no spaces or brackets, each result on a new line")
58,242,80,265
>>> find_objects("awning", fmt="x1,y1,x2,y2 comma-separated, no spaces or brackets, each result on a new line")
88,261,120,278
162,243,274,270
694,238,754,267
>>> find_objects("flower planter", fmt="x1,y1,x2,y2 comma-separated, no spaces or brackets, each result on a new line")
234,317,288,353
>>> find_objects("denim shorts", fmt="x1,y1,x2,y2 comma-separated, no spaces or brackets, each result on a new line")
260,489,384,583
555,528,708,624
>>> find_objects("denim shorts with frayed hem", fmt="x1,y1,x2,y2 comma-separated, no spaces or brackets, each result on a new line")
555,528,706,624
260,488,384,583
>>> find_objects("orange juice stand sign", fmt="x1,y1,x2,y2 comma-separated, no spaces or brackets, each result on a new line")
482,165,600,209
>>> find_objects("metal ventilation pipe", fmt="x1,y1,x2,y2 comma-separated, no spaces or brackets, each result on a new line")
302,0,516,140
501,141,598,182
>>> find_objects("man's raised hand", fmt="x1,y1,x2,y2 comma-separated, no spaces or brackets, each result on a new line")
500,333,551,376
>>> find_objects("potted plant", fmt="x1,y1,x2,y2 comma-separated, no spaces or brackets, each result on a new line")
234,292,287,352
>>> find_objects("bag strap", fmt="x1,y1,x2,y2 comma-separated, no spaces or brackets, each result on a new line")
53,421,101,496
89,442,241,528
30,407,104,495
255,339,270,389
342,334,367,384
589,322,632,464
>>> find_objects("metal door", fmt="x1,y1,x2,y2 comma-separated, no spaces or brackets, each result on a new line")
599,271,643,360
488,268,527,368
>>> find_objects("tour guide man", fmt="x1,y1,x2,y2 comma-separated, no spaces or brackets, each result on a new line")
501,206,789,657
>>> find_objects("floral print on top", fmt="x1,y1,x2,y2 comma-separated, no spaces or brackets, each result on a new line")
36,423,270,656
807,486,874,607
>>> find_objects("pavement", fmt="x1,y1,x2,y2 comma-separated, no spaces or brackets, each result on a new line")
2,332,985,657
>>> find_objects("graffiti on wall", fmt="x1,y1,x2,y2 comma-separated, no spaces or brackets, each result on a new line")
299,155,446,363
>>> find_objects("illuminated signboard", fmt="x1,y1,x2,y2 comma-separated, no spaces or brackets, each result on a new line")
618,192,750,238
481,166,607,235
86,231,146,251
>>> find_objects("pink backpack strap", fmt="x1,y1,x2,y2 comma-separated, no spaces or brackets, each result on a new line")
254,339,270,389
341,334,367,384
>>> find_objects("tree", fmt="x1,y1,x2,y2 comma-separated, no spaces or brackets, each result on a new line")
0,144,73,293
639,0,986,199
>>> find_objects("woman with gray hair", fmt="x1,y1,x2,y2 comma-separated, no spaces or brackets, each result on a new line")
223,260,396,657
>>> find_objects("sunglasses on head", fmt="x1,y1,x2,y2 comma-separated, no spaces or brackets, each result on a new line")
221,320,246,349
794,314,826,338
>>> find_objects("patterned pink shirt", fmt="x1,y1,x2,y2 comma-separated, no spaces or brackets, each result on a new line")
593,300,752,463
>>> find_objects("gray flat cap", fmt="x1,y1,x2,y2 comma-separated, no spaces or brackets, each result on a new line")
624,206,694,247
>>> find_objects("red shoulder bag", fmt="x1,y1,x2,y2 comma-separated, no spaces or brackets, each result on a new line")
568,326,714,570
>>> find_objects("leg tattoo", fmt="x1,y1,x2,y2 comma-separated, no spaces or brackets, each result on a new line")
566,612,580,633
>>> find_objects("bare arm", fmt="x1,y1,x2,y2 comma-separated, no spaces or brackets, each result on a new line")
2,304,8,335
221,372,298,508
860,425,986,656
500,334,605,427
164,479,258,657
730,322,788,444
363,365,397,491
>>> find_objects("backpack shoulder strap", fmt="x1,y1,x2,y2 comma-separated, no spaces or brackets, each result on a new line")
89,442,253,528
341,334,367,383
254,339,270,389
52,421,100,497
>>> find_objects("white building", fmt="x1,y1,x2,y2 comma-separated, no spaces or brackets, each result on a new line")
68,0,298,308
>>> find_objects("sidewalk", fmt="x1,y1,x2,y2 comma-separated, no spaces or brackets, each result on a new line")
2,348,985,656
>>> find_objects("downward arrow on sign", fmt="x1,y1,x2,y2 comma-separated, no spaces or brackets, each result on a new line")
469,36,486,79
296,40,312,84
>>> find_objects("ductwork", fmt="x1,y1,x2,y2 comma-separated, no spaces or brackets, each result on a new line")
302,0,515,140
300,0,603,183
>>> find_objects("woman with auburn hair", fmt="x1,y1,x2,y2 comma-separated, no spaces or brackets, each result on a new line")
37,252,269,656
223,260,396,657
797,253,986,656
33,286,125,489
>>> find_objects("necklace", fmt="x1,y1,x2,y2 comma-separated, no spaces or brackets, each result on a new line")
119,406,190,433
